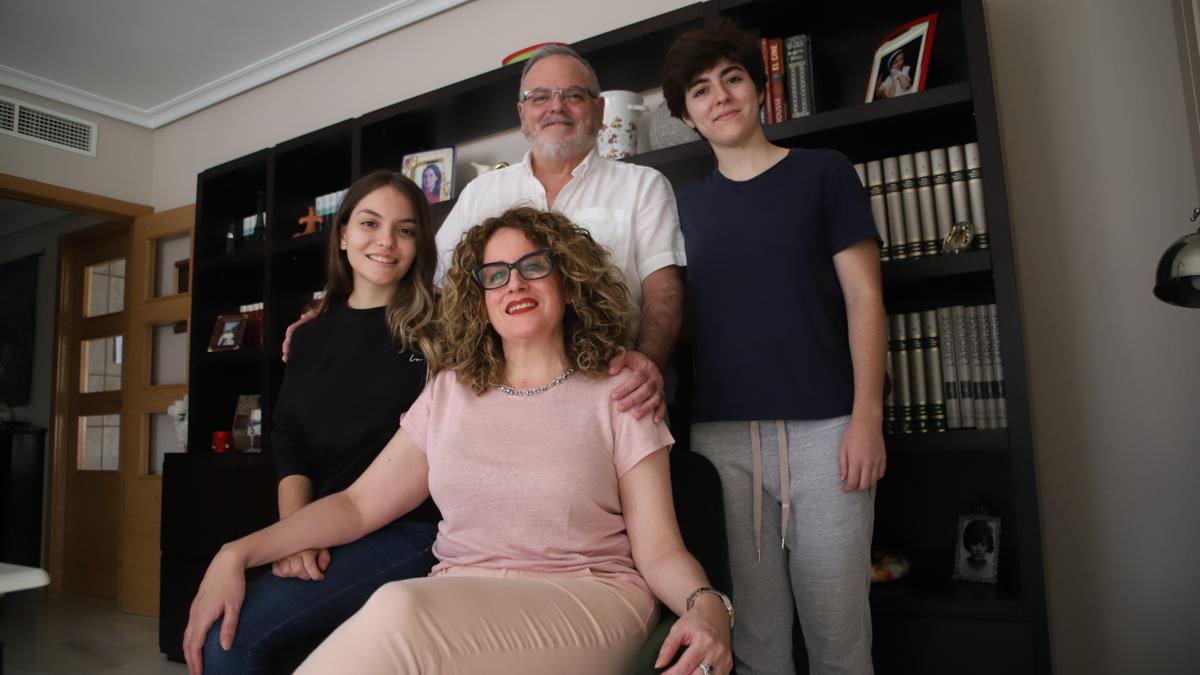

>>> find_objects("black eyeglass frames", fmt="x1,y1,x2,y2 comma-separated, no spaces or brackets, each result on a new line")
471,249,555,290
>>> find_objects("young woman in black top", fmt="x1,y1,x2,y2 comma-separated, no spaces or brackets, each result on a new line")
197,171,441,674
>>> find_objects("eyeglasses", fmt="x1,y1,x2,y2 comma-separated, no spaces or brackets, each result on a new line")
472,249,555,290
518,86,598,107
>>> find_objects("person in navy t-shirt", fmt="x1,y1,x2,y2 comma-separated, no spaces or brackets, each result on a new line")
663,24,888,675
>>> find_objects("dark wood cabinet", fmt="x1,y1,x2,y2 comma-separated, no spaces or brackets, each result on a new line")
159,453,277,661
168,1,1050,672
0,423,46,567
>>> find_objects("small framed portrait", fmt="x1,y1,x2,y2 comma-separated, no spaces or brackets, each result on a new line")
401,147,456,204
953,512,1001,584
231,394,262,452
865,13,938,103
207,313,248,352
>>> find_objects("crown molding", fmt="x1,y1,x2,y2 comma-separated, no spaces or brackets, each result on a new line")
0,0,471,130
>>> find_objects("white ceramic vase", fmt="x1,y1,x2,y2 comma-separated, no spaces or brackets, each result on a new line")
596,90,648,160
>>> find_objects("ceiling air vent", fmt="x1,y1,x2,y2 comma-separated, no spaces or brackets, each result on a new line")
0,96,96,156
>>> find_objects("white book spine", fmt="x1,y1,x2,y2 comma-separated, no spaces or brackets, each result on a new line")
889,314,913,434
921,310,947,432
988,303,1008,428
936,307,961,428
906,312,929,433
977,304,999,429
898,154,923,259
914,151,939,256
947,145,972,244
929,147,953,252
854,163,866,186
964,305,989,429
866,160,891,261
951,305,976,428
882,156,908,260
965,142,990,249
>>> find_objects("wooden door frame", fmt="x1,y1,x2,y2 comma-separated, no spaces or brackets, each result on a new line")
0,171,152,591
118,205,194,615
48,220,131,592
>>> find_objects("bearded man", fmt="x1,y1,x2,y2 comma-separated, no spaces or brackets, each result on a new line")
435,45,684,422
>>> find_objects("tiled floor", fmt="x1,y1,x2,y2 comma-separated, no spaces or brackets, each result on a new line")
0,589,185,675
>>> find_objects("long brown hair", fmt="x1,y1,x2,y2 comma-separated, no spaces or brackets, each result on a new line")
319,171,438,359
434,207,634,393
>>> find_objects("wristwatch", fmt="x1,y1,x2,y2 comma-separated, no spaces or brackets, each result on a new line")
686,586,735,629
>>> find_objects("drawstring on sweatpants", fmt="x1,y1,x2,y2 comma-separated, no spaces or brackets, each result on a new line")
749,420,791,562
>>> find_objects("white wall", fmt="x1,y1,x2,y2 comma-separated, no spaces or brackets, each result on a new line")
0,84,154,206
1,0,1197,670
985,1,1200,673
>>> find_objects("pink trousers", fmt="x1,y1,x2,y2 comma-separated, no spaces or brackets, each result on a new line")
295,566,659,674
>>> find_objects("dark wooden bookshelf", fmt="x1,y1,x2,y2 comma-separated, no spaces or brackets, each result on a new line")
169,1,1049,673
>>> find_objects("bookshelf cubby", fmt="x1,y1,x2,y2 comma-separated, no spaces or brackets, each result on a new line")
166,1,1049,672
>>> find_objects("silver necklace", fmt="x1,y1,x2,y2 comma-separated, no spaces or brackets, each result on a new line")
496,368,574,397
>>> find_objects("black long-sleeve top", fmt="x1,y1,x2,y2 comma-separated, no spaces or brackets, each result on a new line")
271,303,440,525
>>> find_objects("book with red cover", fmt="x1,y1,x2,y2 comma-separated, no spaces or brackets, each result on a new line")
766,38,787,123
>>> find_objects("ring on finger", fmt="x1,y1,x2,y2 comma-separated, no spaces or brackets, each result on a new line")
698,663,714,675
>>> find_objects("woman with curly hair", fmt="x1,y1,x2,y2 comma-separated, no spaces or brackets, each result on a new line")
183,207,733,675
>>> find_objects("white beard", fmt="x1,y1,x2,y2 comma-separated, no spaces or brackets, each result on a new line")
524,119,598,162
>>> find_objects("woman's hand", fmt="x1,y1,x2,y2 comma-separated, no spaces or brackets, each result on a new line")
182,547,248,675
271,547,331,580
654,597,733,675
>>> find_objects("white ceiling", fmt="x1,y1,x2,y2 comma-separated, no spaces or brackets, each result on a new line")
0,0,469,129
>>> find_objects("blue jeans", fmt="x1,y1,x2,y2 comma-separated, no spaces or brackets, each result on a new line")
201,519,438,674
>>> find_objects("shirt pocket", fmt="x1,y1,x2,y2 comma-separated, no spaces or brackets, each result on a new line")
570,206,634,276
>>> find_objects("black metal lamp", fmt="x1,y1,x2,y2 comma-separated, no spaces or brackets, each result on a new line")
1153,208,1200,307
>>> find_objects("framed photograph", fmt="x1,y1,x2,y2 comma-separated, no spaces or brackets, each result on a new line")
953,512,1001,584
865,13,938,103
207,313,247,352
402,147,456,204
231,394,262,452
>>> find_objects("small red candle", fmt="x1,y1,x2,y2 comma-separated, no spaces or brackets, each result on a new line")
212,430,232,453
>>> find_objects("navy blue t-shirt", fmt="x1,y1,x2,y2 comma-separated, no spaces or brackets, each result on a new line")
678,148,878,422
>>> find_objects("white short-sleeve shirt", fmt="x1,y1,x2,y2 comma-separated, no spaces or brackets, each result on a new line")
435,149,686,322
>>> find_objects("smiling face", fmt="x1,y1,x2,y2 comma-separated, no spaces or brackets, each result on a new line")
480,226,566,347
681,58,765,149
339,186,419,306
518,54,603,161
422,165,439,193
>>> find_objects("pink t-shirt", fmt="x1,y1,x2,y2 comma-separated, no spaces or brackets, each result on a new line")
400,369,674,592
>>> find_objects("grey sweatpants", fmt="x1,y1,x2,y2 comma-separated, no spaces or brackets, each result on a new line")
692,417,874,675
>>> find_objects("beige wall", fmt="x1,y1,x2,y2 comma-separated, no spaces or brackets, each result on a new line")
986,0,1200,673
0,84,153,206
1,0,1198,671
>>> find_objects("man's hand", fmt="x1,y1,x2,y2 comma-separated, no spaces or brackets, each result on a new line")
271,548,330,581
608,350,666,423
281,310,317,362
839,414,886,491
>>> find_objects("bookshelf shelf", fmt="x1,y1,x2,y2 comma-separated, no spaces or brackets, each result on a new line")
173,1,1049,672
886,428,1007,454
881,249,992,285
871,576,1023,621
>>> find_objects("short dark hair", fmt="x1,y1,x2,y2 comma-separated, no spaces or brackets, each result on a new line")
662,22,765,120
962,519,995,553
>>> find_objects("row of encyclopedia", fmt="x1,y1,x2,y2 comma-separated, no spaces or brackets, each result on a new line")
886,303,1007,435
854,143,990,261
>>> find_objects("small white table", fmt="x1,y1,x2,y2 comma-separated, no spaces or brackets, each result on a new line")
0,562,49,595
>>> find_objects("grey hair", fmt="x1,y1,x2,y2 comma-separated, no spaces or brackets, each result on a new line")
518,44,602,98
